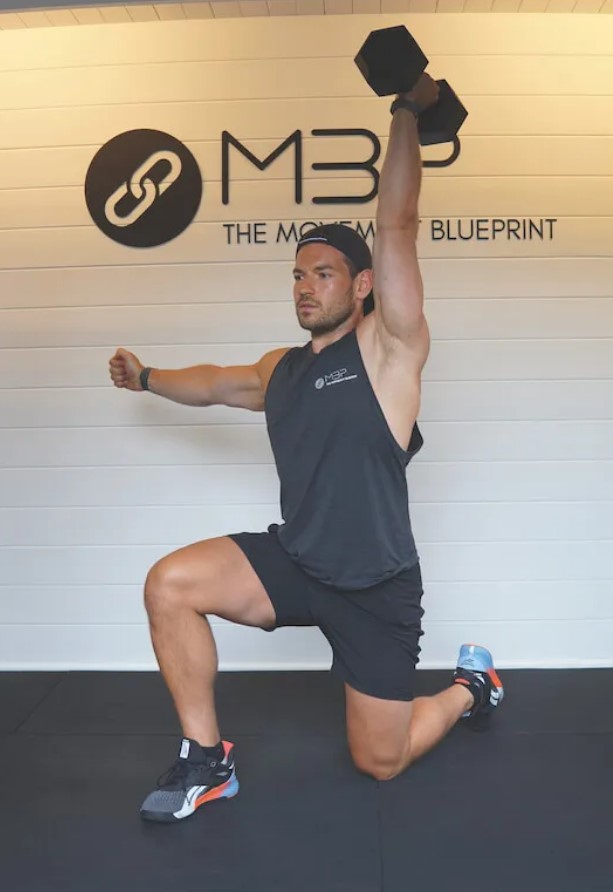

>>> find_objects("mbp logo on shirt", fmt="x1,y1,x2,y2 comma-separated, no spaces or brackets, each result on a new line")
85,129,202,247
315,369,358,389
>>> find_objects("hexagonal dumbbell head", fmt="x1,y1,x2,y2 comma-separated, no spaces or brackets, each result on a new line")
355,25,428,97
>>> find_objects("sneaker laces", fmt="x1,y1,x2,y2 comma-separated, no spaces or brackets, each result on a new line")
157,757,218,791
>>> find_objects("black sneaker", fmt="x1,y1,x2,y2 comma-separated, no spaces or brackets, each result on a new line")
140,738,239,822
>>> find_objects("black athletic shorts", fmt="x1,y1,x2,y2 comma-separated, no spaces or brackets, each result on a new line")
228,524,425,702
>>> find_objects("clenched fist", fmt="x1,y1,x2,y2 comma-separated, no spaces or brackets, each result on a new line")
400,72,439,113
109,348,145,391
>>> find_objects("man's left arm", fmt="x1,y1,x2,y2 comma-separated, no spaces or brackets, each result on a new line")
373,75,439,361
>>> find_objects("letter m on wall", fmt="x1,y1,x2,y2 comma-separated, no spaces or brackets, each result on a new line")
222,131,303,205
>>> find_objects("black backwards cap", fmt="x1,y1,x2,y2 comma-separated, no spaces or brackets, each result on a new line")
296,223,372,273
295,223,374,315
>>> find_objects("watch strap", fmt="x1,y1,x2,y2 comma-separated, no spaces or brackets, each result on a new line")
390,97,421,118
139,367,152,392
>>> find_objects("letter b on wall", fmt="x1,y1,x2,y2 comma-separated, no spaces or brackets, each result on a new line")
85,129,202,247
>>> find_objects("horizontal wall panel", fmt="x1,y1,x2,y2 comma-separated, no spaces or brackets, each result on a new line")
0,586,149,625
422,380,613,422
1,618,610,671
3,501,612,546
1,504,281,546
3,258,613,312
417,541,613,582
414,501,613,542
420,581,612,623
0,465,282,507
2,580,609,625
0,622,334,671
0,302,299,348
1,421,611,467
2,96,612,152
2,137,613,190
0,540,611,585
1,461,611,508
4,55,613,112
413,461,613,502
2,339,613,388
370,420,607,462
1,379,612,428
5,176,613,230
0,425,275,467
1,265,294,309
3,299,613,349
426,339,613,381
0,218,609,270
0,546,167,586
418,618,613,669
1,15,612,73
0,390,266,429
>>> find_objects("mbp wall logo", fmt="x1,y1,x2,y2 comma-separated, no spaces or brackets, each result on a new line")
85,126,557,248
85,129,202,247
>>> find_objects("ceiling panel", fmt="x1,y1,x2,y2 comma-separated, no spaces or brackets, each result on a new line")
353,0,381,11
17,8,52,21
1,0,612,30
240,0,267,13
45,6,77,18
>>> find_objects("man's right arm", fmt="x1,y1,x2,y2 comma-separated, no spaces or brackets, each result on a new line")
109,347,288,412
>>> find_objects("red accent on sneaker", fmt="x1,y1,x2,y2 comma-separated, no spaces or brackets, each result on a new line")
488,668,503,689
194,777,235,808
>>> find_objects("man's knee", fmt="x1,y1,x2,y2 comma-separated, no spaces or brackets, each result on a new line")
349,742,411,782
144,557,192,615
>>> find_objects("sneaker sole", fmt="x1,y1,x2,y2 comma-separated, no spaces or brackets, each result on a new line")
140,775,240,823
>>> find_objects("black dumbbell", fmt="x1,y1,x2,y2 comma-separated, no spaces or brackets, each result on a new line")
354,25,468,146
355,25,428,96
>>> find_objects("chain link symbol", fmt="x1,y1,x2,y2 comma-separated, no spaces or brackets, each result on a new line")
104,150,183,228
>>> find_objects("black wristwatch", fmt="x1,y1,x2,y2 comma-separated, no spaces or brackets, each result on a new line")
140,367,153,391
390,97,421,118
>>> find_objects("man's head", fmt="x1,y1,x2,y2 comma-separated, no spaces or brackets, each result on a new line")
293,224,374,337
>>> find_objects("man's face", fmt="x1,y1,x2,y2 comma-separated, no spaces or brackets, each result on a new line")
293,244,358,336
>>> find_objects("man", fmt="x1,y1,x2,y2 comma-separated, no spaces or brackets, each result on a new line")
110,73,503,824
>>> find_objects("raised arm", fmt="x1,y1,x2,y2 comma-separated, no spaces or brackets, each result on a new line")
109,347,288,411
373,74,439,362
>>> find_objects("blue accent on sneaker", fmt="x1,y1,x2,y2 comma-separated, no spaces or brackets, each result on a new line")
457,643,495,674
222,775,240,799
455,643,504,720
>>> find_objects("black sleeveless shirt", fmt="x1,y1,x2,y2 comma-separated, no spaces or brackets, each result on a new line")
264,328,423,590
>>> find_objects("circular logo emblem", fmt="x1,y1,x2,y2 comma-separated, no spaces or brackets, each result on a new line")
85,129,202,247
315,377,325,390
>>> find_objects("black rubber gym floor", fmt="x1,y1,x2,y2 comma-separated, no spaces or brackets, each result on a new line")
1,668,611,892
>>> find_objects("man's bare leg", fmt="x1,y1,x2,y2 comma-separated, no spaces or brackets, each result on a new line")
147,600,222,746
139,536,276,823
346,683,474,781
347,642,506,783
405,684,475,763
144,536,276,747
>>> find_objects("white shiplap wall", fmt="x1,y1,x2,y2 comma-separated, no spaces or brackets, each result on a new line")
1,14,612,669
